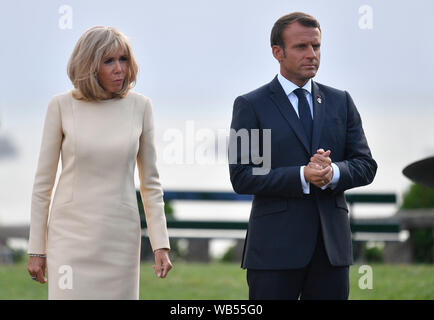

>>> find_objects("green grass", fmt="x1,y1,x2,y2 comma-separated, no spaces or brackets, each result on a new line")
349,263,434,299
1,261,434,299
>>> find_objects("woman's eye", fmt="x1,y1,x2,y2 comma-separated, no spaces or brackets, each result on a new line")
104,58,113,64
120,56,128,61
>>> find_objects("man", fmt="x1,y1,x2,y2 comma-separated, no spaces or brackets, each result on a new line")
229,12,377,300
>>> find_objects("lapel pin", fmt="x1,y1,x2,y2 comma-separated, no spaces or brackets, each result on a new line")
317,95,322,104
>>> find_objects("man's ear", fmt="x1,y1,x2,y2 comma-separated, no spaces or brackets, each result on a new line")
272,45,283,62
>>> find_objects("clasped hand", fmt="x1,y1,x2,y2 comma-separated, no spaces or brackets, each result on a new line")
304,148,333,188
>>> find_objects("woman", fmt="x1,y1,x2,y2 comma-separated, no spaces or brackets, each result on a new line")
27,26,172,299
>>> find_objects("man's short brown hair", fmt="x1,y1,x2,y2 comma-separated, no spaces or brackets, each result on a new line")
270,12,321,49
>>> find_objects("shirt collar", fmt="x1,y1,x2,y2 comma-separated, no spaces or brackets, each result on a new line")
277,73,312,96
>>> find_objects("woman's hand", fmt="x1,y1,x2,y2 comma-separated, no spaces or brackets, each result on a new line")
27,256,47,284
153,248,172,279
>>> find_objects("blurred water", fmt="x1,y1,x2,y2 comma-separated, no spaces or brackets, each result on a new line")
2,105,434,225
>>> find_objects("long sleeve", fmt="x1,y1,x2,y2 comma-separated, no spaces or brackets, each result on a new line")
28,96,63,254
229,96,304,197
136,98,170,252
333,91,377,193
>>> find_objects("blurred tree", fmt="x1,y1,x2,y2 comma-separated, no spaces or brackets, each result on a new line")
401,183,434,263
220,245,236,263
401,183,434,209
364,242,384,263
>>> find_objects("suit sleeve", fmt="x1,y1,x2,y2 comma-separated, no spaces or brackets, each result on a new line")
333,91,377,193
137,97,170,252
28,96,62,254
229,96,303,197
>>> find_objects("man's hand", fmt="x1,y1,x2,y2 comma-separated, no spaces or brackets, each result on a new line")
153,248,172,279
304,149,333,188
310,149,331,169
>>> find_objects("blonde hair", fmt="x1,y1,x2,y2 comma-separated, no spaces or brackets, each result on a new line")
67,26,138,101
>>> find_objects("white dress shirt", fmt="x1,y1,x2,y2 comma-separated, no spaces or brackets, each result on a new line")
277,73,340,194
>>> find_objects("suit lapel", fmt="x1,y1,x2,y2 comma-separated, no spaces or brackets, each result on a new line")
311,81,325,155
269,76,310,155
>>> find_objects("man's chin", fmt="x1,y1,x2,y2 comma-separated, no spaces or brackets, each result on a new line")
302,71,317,80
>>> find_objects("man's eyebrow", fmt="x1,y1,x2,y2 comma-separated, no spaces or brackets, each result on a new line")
293,41,321,46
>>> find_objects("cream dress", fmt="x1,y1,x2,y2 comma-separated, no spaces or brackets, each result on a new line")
28,91,170,299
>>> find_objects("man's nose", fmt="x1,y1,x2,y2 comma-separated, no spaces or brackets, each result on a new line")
306,45,317,59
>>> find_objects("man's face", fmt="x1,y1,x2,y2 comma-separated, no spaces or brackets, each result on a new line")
273,22,321,87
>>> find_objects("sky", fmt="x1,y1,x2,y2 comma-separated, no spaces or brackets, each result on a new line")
1,0,434,225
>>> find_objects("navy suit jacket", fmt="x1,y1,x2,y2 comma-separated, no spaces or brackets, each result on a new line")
229,76,377,269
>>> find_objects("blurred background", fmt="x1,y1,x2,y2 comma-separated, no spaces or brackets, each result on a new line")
1,0,434,299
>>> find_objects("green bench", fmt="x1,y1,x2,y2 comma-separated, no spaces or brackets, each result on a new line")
137,190,399,234
136,191,399,262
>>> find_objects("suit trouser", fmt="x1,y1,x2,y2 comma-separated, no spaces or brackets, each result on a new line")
246,220,350,300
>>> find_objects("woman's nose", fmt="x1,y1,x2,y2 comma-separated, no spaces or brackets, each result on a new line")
113,61,122,73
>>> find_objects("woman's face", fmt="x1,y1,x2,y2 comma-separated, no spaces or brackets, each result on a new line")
97,47,128,96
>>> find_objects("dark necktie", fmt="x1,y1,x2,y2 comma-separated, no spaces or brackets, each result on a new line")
293,88,313,146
